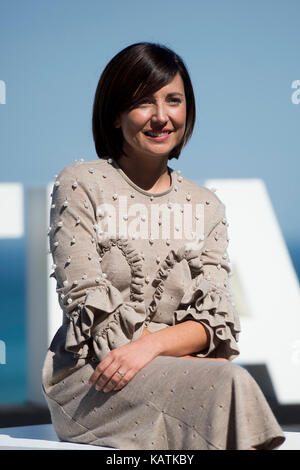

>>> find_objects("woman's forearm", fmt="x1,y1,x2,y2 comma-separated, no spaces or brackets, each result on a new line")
139,321,210,358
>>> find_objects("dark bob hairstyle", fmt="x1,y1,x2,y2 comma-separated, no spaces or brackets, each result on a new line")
92,42,196,161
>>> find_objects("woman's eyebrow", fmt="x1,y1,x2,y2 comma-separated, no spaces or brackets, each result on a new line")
166,92,184,97
142,92,184,101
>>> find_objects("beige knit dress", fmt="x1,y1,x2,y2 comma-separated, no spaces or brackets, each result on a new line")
42,156,285,450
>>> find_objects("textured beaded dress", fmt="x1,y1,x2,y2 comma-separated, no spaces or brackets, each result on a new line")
42,156,285,450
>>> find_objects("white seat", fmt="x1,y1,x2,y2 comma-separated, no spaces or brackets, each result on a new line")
0,424,298,450
0,424,117,450
278,431,300,450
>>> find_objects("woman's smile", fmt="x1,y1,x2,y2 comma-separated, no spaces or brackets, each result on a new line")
143,128,173,142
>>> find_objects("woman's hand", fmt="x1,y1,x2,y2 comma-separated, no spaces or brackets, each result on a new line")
88,332,156,393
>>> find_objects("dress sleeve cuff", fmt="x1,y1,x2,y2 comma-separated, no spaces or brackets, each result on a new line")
173,277,240,361
65,283,146,360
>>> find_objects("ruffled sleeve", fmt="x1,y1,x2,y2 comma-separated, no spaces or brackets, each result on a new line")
172,201,241,361
48,165,146,362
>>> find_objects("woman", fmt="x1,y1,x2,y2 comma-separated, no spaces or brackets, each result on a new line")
42,42,285,450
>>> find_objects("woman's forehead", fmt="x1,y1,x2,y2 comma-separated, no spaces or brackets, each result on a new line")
133,73,185,100
152,74,185,95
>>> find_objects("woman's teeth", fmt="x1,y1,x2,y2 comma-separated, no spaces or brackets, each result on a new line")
145,131,171,137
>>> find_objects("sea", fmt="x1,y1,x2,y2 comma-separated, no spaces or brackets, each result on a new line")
0,238,27,404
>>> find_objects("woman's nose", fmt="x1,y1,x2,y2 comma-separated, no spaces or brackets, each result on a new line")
151,103,168,124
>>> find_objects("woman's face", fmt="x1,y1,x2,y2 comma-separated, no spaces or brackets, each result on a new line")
115,72,186,160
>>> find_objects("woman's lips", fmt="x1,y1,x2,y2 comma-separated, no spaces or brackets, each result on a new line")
144,131,172,141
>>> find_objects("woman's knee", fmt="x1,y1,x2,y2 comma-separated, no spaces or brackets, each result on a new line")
223,362,254,385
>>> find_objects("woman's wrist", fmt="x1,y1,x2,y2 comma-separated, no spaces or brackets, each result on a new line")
137,329,164,358
141,327,151,337
139,321,210,358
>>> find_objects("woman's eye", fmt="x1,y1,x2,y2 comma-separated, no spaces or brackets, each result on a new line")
169,98,182,104
136,97,182,107
138,98,152,105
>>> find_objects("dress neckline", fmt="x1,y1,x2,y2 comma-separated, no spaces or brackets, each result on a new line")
110,157,175,198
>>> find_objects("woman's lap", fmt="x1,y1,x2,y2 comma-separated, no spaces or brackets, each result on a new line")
43,354,285,450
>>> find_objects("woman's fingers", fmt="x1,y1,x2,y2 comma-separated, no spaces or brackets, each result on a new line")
91,364,135,393
96,365,118,390
100,369,124,392
89,357,128,392
89,356,114,387
113,370,135,391
94,365,131,393
102,369,128,392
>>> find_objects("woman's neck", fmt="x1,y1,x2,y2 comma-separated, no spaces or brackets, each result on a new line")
116,153,171,193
